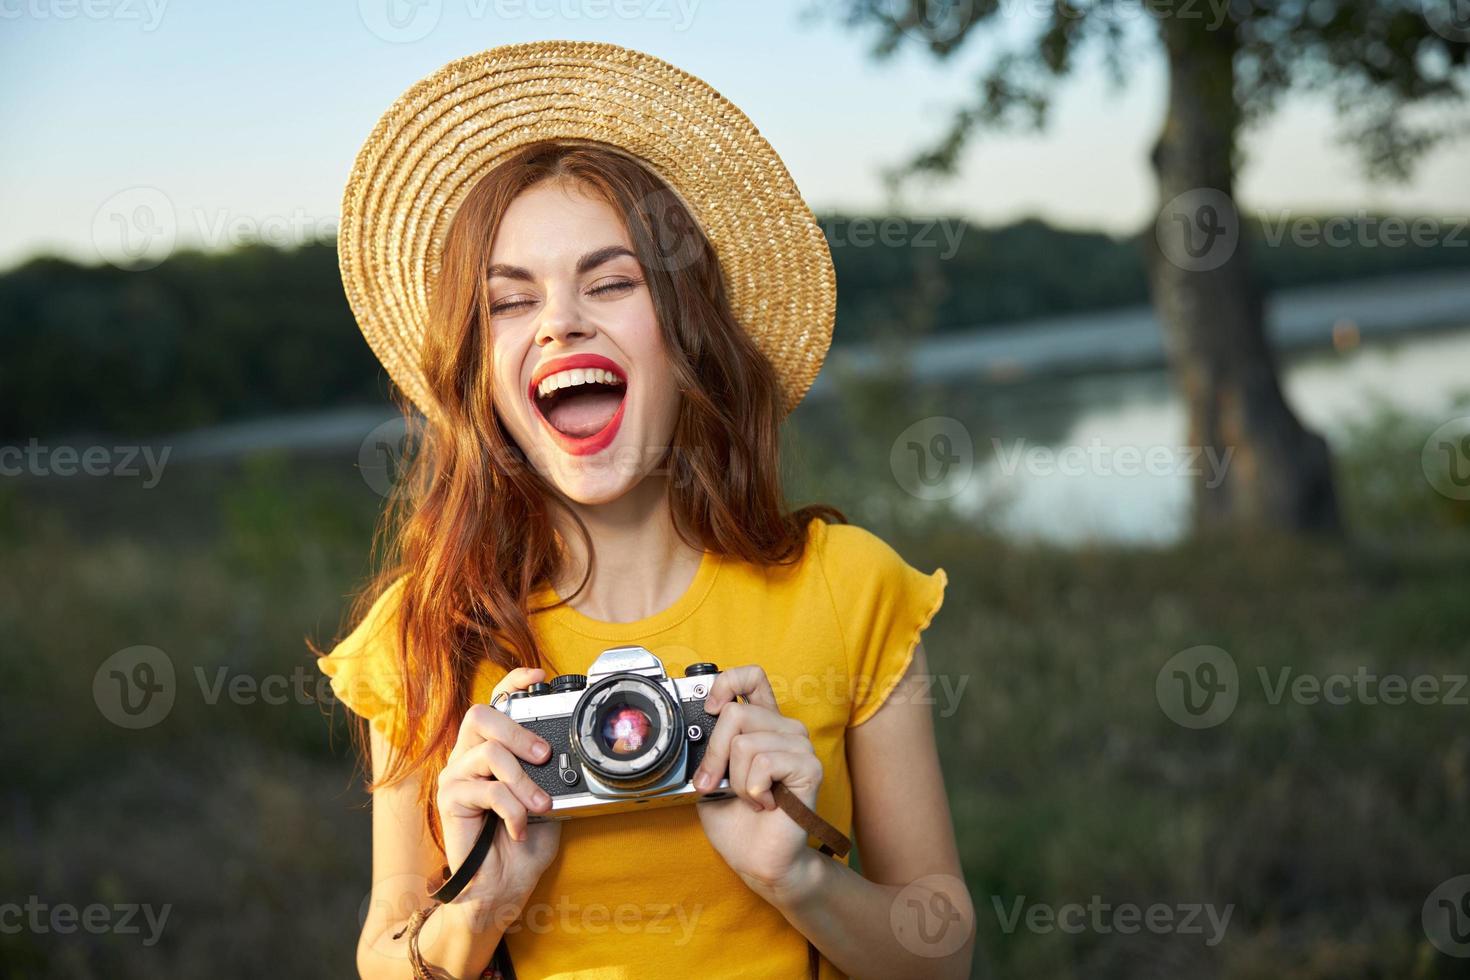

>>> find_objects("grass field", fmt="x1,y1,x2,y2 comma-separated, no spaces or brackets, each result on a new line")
3,395,1470,978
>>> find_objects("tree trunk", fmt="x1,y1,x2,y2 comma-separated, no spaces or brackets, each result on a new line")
1146,17,1340,534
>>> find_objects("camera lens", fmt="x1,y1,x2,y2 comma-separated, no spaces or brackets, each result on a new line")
571,674,683,791
600,703,653,756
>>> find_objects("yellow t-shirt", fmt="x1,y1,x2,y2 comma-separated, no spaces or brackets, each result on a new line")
317,517,947,980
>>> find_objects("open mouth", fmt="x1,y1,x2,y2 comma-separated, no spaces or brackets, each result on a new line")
528,354,629,456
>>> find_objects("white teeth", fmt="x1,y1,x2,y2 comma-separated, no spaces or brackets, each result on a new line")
536,366,625,398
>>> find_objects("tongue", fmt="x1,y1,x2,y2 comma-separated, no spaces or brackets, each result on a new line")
545,389,623,439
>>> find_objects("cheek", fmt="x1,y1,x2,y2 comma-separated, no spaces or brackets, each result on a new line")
623,313,680,415
490,337,530,421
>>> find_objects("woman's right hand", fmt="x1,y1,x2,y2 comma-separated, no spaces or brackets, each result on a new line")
436,667,563,911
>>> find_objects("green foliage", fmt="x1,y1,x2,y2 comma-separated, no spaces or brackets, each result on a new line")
0,242,386,440
828,216,1149,342
905,524,1470,978
1336,390,1470,538
218,450,375,580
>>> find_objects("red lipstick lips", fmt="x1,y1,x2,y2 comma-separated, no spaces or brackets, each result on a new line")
528,353,628,457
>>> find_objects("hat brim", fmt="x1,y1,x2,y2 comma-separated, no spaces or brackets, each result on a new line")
338,40,836,419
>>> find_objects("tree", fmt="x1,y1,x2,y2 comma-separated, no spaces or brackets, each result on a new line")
832,0,1469,533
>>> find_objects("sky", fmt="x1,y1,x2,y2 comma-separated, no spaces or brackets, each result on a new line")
1,0,1466,270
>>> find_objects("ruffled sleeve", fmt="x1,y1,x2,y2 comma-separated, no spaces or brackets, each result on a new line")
316,576,410,746
814,521,948,728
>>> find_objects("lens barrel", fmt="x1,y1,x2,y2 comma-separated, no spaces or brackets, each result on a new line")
570,673,683,790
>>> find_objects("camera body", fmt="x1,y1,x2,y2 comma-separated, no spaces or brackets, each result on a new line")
494,646,735,821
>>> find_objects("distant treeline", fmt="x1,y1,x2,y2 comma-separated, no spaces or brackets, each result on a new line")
3,213,1466,439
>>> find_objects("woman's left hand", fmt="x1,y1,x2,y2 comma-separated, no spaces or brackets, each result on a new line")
691,665,823,903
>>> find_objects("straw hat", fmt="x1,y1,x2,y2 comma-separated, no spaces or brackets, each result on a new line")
338,40,837,419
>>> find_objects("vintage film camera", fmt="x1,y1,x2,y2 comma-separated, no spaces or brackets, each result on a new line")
494,646,736,820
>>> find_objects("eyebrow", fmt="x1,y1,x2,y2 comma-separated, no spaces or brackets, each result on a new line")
487,245,637,282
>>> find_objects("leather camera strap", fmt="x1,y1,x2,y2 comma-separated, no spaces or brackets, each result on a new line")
430,815,496,904
771,782,850,857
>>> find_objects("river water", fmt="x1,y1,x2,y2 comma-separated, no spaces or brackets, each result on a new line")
941,325,1470,545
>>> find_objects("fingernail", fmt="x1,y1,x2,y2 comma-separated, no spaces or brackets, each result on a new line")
535,741,550,760
533,790,550,808
694,770,710,790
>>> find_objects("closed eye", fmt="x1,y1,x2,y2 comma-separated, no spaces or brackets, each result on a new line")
490,296,535,316
587,277,641,298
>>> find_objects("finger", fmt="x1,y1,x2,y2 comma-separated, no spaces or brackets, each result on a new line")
453,693,552,759
693,701,803,796
703,665,779,713
461,779,531,842
726,731,793,811
457,740,553,815
452,703,501,756
491,666,548,703
743,750,822,813
693,700,749,796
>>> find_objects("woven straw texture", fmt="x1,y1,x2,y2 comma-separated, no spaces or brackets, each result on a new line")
338,40,837,419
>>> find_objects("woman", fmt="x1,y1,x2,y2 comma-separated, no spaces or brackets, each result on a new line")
317,41,974,980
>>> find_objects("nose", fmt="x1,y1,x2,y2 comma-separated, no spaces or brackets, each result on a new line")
534,288,596,348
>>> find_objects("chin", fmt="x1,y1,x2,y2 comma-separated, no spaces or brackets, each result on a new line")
517,429,657,505
549,472,649,506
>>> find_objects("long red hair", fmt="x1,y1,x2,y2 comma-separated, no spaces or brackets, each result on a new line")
320,141,843,850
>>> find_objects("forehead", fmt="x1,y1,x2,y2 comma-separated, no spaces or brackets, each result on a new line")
490,179,633,264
